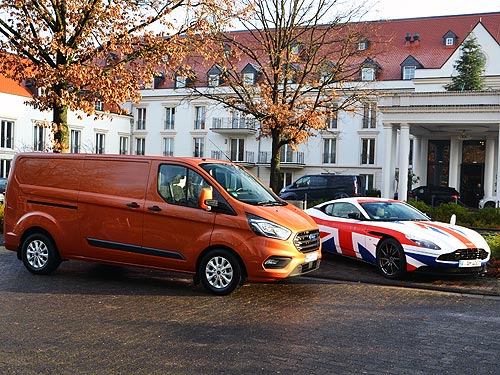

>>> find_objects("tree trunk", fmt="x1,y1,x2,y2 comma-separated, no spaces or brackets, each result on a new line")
269,129,281,193
52,103,69,153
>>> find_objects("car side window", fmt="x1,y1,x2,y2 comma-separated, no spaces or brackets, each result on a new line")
158,164,210,208
326,202,360,219
295,176,310,188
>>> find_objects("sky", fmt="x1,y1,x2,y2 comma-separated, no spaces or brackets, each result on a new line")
365,0,500,20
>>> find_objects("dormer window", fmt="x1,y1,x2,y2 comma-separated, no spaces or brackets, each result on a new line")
361,67,375,81
358,39,369,51
241,63,261,85
360,57,382,81
291,41,301,55
175,69,195,88
207,65,223,87
175,75,186,88
443,31,458,46
400,55,423,80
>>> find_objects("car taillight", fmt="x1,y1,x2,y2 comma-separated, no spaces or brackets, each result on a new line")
452,195,459,199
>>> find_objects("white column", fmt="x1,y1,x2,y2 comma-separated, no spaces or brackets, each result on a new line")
382,123,394,198
496,125,500,206
448,138,460,189
398,123,410,201
485,137,495,198
412,137,420,189
419,138,428,185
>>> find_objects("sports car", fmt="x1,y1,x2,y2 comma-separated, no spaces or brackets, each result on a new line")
305,197,491,279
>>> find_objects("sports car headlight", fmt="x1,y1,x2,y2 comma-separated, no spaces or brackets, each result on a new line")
405,234,441,250
247,214,292,240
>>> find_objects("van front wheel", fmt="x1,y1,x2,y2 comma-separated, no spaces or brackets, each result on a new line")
21,233,61,275
199,249,242,295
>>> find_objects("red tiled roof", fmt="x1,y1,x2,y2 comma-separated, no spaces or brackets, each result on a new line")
0,74,32,98
156,12,500,87
369,12,500,80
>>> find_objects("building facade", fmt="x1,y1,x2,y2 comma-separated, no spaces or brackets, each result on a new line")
1,12,500,208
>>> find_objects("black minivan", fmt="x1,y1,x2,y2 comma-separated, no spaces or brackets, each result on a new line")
279,174,365,201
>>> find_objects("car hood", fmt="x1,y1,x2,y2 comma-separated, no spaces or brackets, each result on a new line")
367,220,489,251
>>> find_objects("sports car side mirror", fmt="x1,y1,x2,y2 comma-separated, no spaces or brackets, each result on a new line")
348,212,362,220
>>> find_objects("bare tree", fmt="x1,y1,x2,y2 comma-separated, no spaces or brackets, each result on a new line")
187,0,375,191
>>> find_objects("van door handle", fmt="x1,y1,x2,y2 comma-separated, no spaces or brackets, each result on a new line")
126,202,140,208
148,205,162,212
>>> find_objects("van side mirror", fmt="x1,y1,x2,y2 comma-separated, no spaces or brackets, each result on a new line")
199,187,217,211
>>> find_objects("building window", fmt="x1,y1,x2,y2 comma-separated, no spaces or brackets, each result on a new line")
0,159,11,178
163,137,174,156
71,130,81,153
1,120,14,149
323,138,336,164
165,107,175,130
208,74,220,87
95,100,104,111
361,138,375,165
137,108,146,130
361,67,375,81
119,136,128,155
194,106,206,130
243,72,254,85
403,66,416,80
362,103,377,129
230,139,245,162
33,123,46,151
358,41,367,51
279,172,293,191
95,133,105,154
326,104,338,129
361,174,374,191
445,37,454,46
193,137,204,157
136,138,145,155
280,144,294,163
175,75,186,88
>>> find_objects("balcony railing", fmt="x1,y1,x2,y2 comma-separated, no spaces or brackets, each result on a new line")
211,117,260,130
211,150,255,163
258,151,304,164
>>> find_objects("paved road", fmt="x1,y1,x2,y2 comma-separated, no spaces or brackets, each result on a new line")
1,247,500,375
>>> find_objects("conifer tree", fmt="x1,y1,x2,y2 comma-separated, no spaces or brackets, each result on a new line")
445,36,485,91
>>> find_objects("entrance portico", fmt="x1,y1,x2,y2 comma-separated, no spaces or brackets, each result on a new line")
379,91,500,206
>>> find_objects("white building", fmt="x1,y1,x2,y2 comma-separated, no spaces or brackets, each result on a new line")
130,12,500,207
1,12,500,208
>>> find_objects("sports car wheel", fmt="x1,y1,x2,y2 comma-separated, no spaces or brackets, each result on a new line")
198,249,243,295
376,238,406,279
21,233,61,275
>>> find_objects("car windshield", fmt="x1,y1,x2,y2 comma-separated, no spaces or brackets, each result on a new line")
361,201,430,221
201,163,284,206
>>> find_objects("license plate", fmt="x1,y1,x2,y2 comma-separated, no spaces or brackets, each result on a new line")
305,252,318,263
458,259,482,267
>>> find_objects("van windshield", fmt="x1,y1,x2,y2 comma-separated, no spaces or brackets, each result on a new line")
201,163,284,206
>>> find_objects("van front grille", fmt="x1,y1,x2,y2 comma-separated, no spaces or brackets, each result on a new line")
293,229,321,253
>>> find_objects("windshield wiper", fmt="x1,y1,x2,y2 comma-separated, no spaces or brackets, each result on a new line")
256,200,286,206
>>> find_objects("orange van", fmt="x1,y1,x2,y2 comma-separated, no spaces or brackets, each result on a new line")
4,153,321,295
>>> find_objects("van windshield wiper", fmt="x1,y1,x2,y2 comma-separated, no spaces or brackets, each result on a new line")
256,200,286,206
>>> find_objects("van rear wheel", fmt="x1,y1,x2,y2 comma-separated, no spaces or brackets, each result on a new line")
199,249,242,295
21,233,61,275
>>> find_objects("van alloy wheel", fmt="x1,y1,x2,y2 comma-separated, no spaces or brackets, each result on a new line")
199,249,243,295
21,233,61,275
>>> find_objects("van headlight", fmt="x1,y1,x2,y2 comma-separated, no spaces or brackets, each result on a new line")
247,214,292,240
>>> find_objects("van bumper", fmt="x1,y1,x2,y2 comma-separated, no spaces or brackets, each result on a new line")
246,249,322,282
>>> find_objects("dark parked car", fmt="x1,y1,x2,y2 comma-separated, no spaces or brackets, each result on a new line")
408,185,460,206
279,174,365,201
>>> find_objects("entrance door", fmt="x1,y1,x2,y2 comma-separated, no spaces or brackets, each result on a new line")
460,164,484,207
